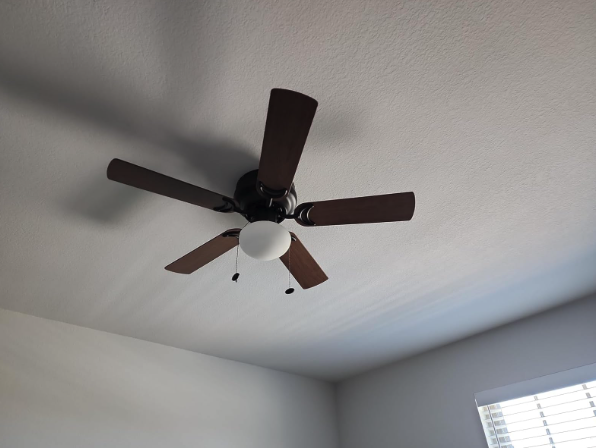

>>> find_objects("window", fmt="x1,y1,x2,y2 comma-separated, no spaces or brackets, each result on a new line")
478,381,596,447
476,364,596,448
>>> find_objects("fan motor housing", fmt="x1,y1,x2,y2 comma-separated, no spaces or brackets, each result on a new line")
234,170,297,223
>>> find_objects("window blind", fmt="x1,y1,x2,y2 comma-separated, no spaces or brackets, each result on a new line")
477,380,596,448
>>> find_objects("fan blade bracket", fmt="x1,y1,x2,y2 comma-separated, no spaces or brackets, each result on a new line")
257,181,289,201
294,202,316,226
222,229,240,238
213,197,238,213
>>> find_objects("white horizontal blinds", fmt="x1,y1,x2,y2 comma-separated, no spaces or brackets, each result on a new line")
478,380,596,448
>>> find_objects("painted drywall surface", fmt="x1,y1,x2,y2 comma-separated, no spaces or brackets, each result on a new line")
0,310,338,448
336,295,596,448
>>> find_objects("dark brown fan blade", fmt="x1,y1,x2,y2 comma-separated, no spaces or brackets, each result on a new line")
165,229,240,274
257,89,318,198
295,192,415,226
279,233,328,289
107,159,235,212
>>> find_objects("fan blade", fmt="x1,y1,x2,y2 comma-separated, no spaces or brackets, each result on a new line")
279,233,328,289
257,89,318,198
107,159,235,212
295,192,415,226
165,229,240,274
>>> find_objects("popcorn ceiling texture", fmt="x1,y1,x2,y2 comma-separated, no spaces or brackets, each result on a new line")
0,0,595,380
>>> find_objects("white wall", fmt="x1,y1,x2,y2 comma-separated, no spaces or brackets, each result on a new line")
3,296,595,448
0,309,339,448
336,294,596,448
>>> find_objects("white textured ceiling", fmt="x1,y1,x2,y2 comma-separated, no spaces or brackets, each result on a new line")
1,0,595,380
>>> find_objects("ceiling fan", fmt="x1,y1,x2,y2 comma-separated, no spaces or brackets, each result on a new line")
107,88,415,290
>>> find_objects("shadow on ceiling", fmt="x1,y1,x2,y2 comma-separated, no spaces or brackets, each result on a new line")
0,63,260,225
0,0,365,225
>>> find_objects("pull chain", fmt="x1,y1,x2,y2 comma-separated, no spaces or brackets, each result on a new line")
232,223,249,283
285,243,294,294
232,245,240,282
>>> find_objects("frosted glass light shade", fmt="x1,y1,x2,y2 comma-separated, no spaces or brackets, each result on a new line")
239,221,291,261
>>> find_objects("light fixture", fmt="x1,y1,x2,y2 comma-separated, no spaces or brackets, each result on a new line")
239,221,291,261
